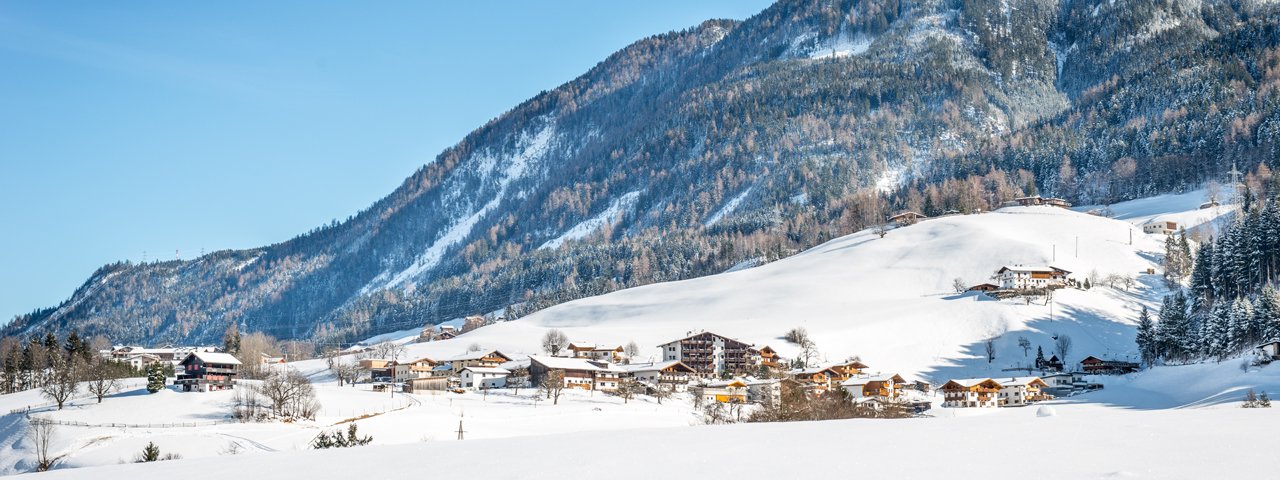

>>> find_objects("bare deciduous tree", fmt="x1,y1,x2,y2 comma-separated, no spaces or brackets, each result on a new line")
984,339,996,364
541,330,569,356
506,366,529,395
1017,336,1031,357
28,417,56,472
255,369,320,420
40,355,79,410
615,377,637,404
1054,335,1073,367
953,278,967,293
85,357,122,403
538,369,565,405
623,341,640,363
371,341,406,361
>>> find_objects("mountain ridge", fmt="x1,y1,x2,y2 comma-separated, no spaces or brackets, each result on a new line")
7,0,1279,345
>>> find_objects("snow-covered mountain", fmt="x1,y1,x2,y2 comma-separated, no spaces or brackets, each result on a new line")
8,0,1280,344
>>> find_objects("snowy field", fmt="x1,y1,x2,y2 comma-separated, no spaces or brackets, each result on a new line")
3,191,1278,478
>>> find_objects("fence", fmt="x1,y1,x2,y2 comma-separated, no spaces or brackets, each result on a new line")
26,416,239,429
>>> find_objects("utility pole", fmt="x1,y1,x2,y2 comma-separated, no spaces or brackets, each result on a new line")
1052,244,1056,262
456,420,465,440
1075,236,1078,258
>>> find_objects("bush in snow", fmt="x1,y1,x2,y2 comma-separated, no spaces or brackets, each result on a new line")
311,423,373,449
1242,389,1271,408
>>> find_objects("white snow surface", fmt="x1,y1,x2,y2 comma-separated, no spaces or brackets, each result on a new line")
703,186,752,226
540,191,641,250
6,191,1280,478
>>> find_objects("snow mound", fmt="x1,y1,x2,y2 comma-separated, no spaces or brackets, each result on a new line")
1036,405,1057,417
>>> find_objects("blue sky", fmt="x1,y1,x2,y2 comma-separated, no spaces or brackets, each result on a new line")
0,1,774,323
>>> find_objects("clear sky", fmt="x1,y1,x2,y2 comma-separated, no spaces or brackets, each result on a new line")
0,1,775,323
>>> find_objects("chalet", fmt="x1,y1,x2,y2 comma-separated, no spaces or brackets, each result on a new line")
888,211,927,226
658,331,756,377
359,358,395,380
789,366,846,392
111,346,179,364
620,361,695,392
459,366,510,390
994,265,1070,290
841,374,906,400
1256,340,1280,363
1001,196,1071,208
391,357,439,382
402,376,450,393
833,360,869,376
1142,220,1179,235
702,379,748,404
1040,372,1086,396
1200,200,1220,209
528,355,619,391
997,377,1051,406
566,343,624,362
749,345,783,370
967,283,1000,292
745,378,782,406
122,353,164,371
940,378,1002,408
1080,356,1139,375
445,351,514,373
1037,355,1065,372
260,353,286,365
175,352,241,392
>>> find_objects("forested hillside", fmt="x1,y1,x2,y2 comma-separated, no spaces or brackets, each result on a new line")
7,0,1280,345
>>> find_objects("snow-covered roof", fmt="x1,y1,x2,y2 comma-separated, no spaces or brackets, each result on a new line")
997,265,1068,274
841,374,904,386
460,366,510,375
705,379,747,388
945,378,996,388
998,376,1045,387
529,355,604,371
619,360,687,373
443,350,511,362
185,351,241,365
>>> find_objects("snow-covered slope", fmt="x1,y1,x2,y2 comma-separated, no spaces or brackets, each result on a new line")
22,398,1280,480
326,205,1167,383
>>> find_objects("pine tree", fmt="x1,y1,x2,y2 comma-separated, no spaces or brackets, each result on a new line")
1227,297,1253,356
1034,345,1046,368
223,323,241,355
139,442,160,462
146,364,166,393
1135,306,1157,366
1189,239,1215,312
1203,300,1232,359
1255,286,1280,342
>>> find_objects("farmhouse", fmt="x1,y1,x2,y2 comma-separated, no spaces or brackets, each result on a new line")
940,378,1002,408
702,379,748,403
749,345,783,370
528,355,625,392
566,343,624,362
1142,220,1180,235
998,377,1051,406
994,265,1071,290
888,211,927,225
658,331,756,377
745,378,782,406
841,373,906,400
1001,196,1071,208
122,353,164,371
391,357,439,382
1080,356,1139,375
402,376,450,393
620,361,695,392
459,366,510,390
445,351,514,373
175,352,241,392
967,283,1000,292
789,366,845,392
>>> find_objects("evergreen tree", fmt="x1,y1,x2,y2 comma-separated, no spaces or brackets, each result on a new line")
1227,297,1253,356
1135,306,1157,366
1203,300,1232,359
1189,239,1215,312
1034,345,1045,368
146,364,166,393
223,323,241,355
1255,286,1280,342
138,442,160,462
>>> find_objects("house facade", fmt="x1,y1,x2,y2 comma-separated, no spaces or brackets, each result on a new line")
459,367,510,389
995,265,1070,290
658,331,755,377
567,343,624,362
1079,356,1139,374
940,378,1002,408
841,373,906,400
391,357,439,382
175,352,241,392
528,355,622,392
745,378,782,406
997,377,1051,406
702,379,748,403
620,361,695,392
1142,220,1179,235
446,351,514,373
402,376,450,393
